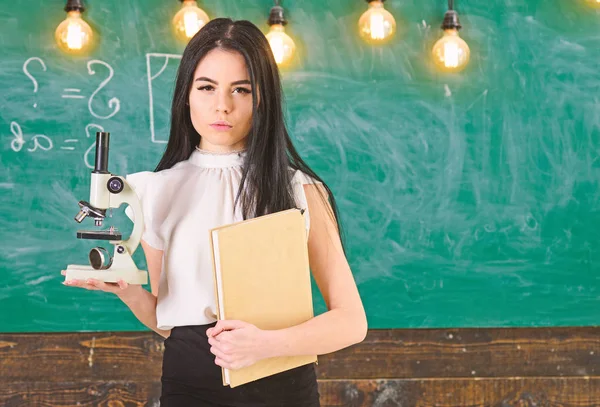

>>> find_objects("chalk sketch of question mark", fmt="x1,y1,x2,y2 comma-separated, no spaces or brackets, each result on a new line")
22,57,47,108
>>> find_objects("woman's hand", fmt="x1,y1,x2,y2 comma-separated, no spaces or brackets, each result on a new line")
60,271,140,300
207,320,272,371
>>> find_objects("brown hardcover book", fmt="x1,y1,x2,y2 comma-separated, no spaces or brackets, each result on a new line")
209,208,318,388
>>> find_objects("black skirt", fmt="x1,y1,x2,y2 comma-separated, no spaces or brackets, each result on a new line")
160,323,321,407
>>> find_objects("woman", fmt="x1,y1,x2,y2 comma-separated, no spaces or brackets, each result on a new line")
63,18,367,406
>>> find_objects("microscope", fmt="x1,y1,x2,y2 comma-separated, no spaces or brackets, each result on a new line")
63,132,148,285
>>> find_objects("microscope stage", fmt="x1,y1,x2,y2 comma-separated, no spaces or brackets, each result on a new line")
77,230,123,241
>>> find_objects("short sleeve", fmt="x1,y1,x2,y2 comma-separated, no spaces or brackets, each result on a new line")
124,171,164,250
291,170,323,237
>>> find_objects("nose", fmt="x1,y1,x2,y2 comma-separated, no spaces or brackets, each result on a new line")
215,89,232,114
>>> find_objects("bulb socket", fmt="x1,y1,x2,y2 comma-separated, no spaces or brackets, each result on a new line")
441,10,462,30
64,0,85,13
268,5,287,26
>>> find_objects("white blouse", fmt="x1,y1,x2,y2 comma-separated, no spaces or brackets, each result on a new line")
125,147,320,330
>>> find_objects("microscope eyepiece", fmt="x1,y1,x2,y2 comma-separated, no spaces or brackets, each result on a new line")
93,132,110,174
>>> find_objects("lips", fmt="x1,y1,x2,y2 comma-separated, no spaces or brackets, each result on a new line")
210,124,232,131
210,121,232,131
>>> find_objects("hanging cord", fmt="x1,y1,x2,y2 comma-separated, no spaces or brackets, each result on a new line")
448,0,454,10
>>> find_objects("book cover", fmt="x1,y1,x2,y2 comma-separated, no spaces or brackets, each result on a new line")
209,208,318,388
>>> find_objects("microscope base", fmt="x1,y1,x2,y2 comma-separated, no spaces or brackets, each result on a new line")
64,265,148,285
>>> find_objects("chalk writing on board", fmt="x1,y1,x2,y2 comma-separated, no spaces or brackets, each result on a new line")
28,135,53,152
9,121,84,155
10,121,25,152
22,57,47,109
87,60,120,120
62,88,84,99
146,53,182,144
61,140,79,151
10,121,53,152
83,123,105,169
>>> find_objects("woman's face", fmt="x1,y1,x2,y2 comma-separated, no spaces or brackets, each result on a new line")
189,48,256,152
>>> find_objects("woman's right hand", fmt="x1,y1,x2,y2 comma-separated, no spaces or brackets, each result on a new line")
61,271,141,300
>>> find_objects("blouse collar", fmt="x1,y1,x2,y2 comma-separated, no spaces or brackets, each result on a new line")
189,146,247,168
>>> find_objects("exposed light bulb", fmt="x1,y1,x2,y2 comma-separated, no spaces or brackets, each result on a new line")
585,0,600,7
432,28,470,72
55,10,93,54
358,0,396,44
266,24,296,65
432,5,470,72
266,3,296,66
173,0,209,42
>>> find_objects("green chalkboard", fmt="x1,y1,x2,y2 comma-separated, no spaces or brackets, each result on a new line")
1,0,599,333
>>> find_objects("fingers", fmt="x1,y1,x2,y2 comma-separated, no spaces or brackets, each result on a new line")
208,320,245,337
218,320,245,330
207,326,224,337
207,335,222,347
209,344,229,362
63,278,127,293
214,357,230,369
87,279,118,293
63,279,101,291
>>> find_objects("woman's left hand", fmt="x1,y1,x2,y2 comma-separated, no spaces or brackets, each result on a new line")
207,320,271,370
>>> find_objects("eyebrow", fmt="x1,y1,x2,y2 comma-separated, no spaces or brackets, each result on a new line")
194,77,251,86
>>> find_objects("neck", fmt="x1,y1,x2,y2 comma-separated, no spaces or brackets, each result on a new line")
195,145,246,155
198,140,247,153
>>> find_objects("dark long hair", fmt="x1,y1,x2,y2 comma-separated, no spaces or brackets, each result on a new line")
155,18,344,246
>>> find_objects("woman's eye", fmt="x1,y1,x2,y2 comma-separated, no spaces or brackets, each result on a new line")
233,87,252,94
197,85,214,91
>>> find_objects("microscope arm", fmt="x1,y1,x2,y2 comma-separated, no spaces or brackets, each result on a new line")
89,172,145,256
112,178,144,255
